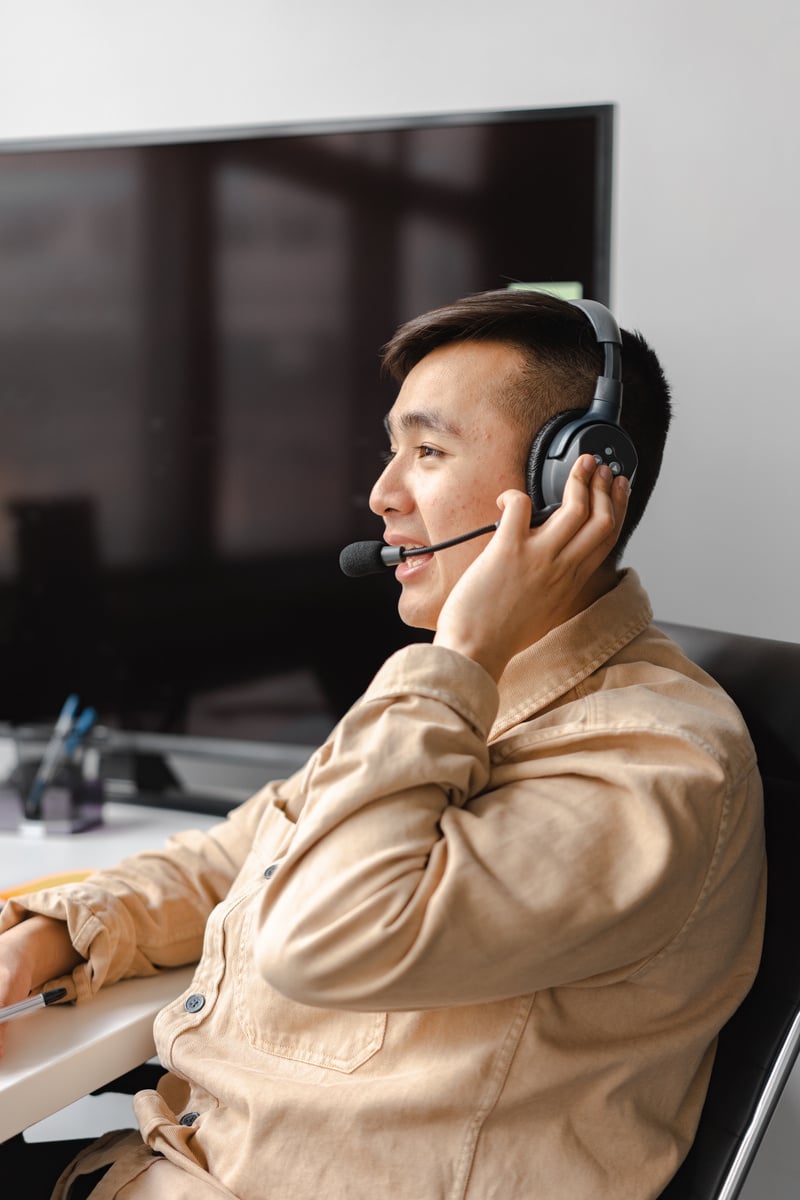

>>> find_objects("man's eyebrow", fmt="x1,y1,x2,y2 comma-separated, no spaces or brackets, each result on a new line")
383,408,464,440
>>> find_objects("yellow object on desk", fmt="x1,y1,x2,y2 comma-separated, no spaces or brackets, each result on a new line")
0,869,93,901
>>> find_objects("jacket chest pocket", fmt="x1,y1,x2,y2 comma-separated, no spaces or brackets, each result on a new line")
231,902,386,1074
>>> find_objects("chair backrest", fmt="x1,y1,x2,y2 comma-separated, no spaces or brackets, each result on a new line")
656,620,800,1200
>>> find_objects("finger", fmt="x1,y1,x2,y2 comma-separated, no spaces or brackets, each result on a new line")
495,488,532,526
589,461,617,524
589,465,629,543
492,489,535,549
537,455,600,552
566,465,629,567
607,473,631,548
611,473,630,526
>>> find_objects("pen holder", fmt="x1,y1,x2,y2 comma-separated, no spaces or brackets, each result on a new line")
2,738,104,835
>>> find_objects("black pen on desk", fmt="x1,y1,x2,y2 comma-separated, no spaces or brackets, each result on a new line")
25,693,80,820
0,987,68,1023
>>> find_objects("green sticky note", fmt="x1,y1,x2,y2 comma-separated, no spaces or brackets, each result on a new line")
506,281,584,300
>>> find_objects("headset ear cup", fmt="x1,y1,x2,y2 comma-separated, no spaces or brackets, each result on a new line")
526,409,584,511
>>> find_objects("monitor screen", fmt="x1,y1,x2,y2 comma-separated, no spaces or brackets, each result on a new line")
0,105,613,745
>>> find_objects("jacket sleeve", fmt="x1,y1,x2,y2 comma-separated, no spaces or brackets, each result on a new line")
0,769,308,1000
255,643,754,1011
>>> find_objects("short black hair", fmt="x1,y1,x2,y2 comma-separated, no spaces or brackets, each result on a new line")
381,288,672,558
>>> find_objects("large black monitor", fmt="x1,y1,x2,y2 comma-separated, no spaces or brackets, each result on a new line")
0,105,613,745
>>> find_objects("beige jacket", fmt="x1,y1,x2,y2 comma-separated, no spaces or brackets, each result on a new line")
1,570,766,1200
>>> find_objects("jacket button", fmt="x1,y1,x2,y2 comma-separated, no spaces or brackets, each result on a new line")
184,993,205,1014
263,863,279,880
179,1112,199,1126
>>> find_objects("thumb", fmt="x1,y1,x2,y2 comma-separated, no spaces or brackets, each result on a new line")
494,488,533,531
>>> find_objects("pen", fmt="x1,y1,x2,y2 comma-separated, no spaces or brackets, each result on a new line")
0,987,68,1023
25,694,80,819
24,697,98,821
64,706,97,757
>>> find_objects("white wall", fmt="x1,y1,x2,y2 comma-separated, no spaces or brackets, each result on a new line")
2,1,799,1192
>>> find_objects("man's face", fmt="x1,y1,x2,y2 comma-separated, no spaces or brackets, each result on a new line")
369,340,529,631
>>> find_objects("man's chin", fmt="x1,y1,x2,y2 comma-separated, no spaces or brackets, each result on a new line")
397,594,438,633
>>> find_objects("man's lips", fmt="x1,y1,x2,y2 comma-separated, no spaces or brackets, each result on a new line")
383,534,427,551
381,535,434,578
395,547,434,580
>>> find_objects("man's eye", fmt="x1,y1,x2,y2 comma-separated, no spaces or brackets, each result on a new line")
380,444,442,465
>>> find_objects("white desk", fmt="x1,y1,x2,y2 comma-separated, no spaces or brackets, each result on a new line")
0,800,220,1141
0,799,222,894
0,967,195,1142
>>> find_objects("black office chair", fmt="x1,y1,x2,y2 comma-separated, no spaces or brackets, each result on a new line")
657,620,800,1200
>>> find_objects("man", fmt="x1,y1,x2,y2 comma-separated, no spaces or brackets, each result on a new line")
0,289,765,1199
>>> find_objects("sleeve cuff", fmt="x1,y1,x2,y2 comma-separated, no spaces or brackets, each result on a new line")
363,643,499,737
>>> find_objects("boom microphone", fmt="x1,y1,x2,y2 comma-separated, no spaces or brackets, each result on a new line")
339,504,560,578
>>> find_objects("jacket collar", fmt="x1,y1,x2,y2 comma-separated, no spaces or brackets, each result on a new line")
491,569,653,739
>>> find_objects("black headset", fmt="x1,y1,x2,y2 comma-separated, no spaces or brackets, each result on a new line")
525,299,638,512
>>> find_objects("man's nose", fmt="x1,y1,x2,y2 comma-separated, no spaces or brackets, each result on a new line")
369,457,409,518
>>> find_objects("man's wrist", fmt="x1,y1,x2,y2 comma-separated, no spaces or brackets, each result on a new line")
1,914,82,991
